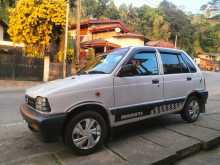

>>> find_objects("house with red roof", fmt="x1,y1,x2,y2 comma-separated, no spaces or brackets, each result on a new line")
69,18,146,56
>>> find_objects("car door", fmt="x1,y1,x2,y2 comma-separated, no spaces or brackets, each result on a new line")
181,52,204,91
159,50,192,101
113,48,163,109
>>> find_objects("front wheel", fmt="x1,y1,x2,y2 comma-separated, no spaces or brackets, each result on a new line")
64,111,108,155
181,96,201,123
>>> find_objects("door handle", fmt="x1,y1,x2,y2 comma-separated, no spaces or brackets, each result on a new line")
152,79,159,84
187,77,192,81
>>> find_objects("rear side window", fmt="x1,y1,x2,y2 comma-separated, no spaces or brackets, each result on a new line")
181,53,197,73
178,55,190,73
160,52,190,74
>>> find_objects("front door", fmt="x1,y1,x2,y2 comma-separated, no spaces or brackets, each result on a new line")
112,49,163,123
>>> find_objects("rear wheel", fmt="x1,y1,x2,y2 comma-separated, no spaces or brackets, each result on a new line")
181,96,201,123
64,111,107,155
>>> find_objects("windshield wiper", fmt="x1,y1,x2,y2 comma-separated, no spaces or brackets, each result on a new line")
87,70,107,74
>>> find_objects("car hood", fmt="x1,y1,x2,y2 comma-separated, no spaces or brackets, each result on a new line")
26,74,111,98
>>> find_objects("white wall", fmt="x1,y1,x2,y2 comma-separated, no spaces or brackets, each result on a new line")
0,25,3,40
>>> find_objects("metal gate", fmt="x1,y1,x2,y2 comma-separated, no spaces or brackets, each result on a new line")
0,48,44,81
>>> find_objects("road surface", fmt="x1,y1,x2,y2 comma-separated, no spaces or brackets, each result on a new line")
0,71,220,165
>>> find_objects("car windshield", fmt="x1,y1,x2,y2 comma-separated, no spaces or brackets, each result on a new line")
83,48,129,74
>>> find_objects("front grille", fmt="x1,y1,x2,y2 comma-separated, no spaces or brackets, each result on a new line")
25,95,36,108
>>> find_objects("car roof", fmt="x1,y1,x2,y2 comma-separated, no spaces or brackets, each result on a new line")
128,46,183,54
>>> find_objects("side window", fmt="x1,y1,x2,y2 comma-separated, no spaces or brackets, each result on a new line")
181,53,197,73
127,51,159,76
160,53,182,74
178,55,190,73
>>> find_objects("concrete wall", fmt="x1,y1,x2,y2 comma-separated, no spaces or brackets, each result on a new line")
0,25,3,41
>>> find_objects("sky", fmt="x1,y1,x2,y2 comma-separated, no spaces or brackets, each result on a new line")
114,0,210,14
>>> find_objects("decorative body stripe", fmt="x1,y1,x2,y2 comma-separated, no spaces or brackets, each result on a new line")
111,98,185,122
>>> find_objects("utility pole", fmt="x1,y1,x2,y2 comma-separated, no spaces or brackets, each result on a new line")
76,0,81,68
174,34,178,48
63,0,69,78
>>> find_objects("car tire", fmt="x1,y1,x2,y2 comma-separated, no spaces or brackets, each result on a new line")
28,124,38,132
181,96,201,123
64,111,108,155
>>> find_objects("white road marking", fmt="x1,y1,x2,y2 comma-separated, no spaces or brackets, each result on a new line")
0,121,25,128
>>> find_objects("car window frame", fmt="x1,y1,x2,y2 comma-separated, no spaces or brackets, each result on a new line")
119,49,160,77
177,54,191,74
159,51,190,75
180,52,197,73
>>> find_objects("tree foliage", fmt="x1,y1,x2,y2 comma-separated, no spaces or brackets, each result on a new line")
81,0,120,19
6,0,220,58
8,0,66,56
159,1,196,54
0,0,16,22
80,0,220,56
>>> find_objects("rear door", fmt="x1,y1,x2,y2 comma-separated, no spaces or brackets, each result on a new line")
181,52,204,91
159,50,192,101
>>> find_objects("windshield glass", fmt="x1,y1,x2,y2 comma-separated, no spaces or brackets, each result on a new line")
85,48,129,74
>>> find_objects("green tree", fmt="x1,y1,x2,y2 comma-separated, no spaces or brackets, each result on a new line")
0,0,16,22
81,0,98,18
81,0,120,19
136,5,171,41
119,4,139,32
104,1,120,19
159,0,196,54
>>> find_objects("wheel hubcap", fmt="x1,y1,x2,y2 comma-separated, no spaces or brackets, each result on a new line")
188,100,200,119
72,118,101,150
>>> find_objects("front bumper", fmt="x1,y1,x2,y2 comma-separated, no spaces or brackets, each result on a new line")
199,91,208,104
20,104,66,141
197,90,208,113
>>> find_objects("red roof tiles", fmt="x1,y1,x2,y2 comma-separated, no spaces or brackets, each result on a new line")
69,18,129,33
81,39,120,48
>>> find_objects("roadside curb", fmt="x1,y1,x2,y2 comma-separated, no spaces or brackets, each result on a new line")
105,114,220,165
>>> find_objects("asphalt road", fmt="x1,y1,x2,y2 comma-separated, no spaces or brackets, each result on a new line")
0,90,24,125
0,71,220,165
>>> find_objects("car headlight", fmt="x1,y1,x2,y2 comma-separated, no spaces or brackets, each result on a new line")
35,96,51,112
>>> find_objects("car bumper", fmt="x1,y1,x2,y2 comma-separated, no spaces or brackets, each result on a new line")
20,104,66,141
199,91,208,104
197,90,208,113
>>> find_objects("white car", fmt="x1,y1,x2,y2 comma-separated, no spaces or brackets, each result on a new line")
20,46,208,155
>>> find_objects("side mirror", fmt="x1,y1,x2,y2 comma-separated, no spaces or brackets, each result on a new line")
118,64,135,77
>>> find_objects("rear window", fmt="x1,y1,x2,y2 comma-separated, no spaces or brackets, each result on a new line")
160,52,190,74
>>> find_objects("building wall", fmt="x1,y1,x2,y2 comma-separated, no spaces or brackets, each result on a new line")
107,37,144,47
196,54,219,71
69,27,145,48
69,29,92,42
0,25,3,41
92,31,118,40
